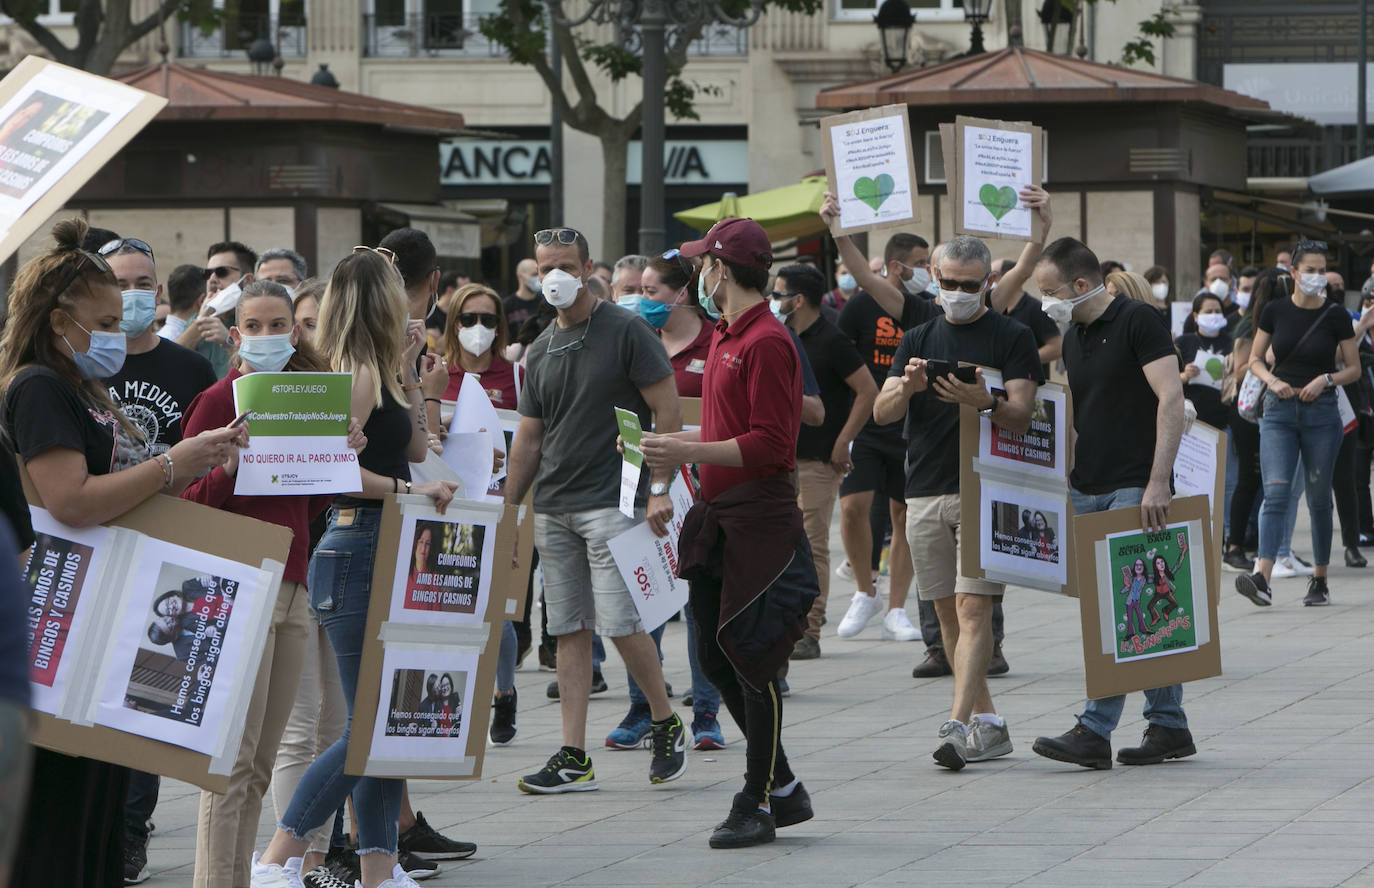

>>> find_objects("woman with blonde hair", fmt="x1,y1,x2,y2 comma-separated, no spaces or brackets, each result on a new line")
1106,269,1156,307
253,248,457,888
0,218,243,888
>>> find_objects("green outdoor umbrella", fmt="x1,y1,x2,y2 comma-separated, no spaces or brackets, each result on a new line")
674,176,828,242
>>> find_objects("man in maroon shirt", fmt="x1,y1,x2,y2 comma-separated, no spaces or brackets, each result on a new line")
642,218,820,850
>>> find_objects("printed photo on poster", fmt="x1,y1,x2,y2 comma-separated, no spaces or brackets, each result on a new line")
383,668,469,739
401,520,485,615
1101,526,1200,663
978,480,1067,588
976,371,1066,479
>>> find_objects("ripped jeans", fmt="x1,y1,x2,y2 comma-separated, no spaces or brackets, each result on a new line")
278,505,403,855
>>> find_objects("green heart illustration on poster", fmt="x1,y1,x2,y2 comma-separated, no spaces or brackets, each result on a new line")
854,174,895,213
978,184,1018,222
1205,357,1224,380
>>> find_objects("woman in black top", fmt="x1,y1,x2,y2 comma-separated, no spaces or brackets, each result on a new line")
256,248,458,888
1235,241,1360,608
1176,292,1233,431
0,219,243,888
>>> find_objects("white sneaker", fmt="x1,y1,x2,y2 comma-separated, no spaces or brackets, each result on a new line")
872,574,889,597
250,853,305,888
1272,556,1307,579
880,607,922,641
374,864,425,888
836,591,884,637
1289,553,1315,575
835,558,854,580
966,717,1014,762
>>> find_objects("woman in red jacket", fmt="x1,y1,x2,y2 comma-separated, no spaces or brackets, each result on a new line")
180,280,359,888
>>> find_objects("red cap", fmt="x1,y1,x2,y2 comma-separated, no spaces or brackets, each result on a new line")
679,217,773,270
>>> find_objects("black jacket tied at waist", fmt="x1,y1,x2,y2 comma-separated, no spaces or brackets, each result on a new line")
676,474,819,691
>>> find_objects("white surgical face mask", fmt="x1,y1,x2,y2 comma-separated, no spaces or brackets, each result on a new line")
459,324,496,356
1151,282,1169,303
769,296,795,322
203,276,244,317
235,331,296,372
1233,289,1252,309
1298,273,1327,297
1207,278,1230,299
1042,283,1105,325
541,269,582,309
939,288,983,322
903,266,931,295
1196,313,1228,337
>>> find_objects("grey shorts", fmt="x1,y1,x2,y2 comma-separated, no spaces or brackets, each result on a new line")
535,507,646,638
905,493,1004,601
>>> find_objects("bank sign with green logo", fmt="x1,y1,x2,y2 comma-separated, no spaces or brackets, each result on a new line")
231,372,360,495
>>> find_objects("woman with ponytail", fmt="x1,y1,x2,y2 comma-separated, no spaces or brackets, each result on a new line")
0,218,244,887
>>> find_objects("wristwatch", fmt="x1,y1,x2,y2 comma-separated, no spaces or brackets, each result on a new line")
649,481,669,496
978,394,997,417
1325,373,1336,389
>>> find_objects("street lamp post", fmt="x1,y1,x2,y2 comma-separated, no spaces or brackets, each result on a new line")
963,0,992,55
874,0,915,74
548,0,764,256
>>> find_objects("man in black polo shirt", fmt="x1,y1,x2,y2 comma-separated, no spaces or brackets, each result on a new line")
773,264,877,661
1030,237,1193,770
873,235,1043,771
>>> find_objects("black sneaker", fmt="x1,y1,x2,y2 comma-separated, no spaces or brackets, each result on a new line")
122,835,149,884
1116,724,1196,765
399,809,477,860
710,793,776,849
648,713,687,784
771,782,813,828
1222,546,1254,573
518,746,598,794
537,644,557,672
490,690,518,746
546,671,608,700
303,864,354,888
1235,571,1272,607
912,647,953,678
324,846,361,886
1031,723,1113,770
986,643,1009,676
399,848,440,880
1303,576,1331,607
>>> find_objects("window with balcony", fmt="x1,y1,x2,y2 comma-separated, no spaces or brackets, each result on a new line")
833,0,963,23
180,0,307,59
364,0,506,57
0,0,79,25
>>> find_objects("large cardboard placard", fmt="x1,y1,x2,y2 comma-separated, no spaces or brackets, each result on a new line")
944,115,1045,243
346,494,516,779
0,56,166,263
1073,495,1222,700
820,104,920,238
21,473,289,793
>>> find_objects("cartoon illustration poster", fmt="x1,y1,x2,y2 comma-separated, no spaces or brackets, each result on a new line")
1102,526,1199,663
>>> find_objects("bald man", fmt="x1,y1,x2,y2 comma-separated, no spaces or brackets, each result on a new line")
504,257,546,329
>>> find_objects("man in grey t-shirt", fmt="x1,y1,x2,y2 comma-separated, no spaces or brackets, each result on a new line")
505,226,686,795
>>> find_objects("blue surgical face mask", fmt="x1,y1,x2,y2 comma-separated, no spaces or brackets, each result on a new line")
617,294,642,315
235,331,296,372
638,288,684,330
120,288,158,338
64,319,127,379
837,272,857,292
698,265,722,320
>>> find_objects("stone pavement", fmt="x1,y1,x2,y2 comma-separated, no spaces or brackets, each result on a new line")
141,533,1374,888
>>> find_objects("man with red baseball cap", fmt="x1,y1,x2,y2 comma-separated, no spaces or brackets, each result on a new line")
642,218,820,849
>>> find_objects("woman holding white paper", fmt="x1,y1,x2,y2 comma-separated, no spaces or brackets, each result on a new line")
0,218,245,888
253,248,457,888
1175,291,1233,432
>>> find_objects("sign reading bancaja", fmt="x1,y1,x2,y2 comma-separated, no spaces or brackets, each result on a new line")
231,372,361,495
439,139,748,186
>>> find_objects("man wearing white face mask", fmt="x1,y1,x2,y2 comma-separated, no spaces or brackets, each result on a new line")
1030,236,1193,771
873,235,1042,771
98,235,217,884
1184,263,1241,336
611,254,648,315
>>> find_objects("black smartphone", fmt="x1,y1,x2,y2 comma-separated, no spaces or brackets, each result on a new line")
925,361,978,385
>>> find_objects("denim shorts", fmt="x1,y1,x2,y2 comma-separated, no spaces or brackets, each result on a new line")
534,507,646,637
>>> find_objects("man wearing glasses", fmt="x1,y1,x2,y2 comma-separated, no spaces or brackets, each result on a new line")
505,226,688,794
873,234,1043,772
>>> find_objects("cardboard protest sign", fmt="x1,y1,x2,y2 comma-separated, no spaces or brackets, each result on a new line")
232,372,360,495
1172,420,1227,557
607,466,696,631
346,493,516,779
21,475,288,793
821,104,920,237
1073,495,1221,699
947,115,1045,243
0,56,166,263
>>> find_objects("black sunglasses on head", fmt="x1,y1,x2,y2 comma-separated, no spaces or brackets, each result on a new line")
535,228,582,247
97,237,154,262
51,249,113,300
459,312,498,329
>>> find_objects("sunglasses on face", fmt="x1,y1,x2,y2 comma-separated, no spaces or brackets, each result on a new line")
938,276,988,294
97,237,154,262
207,265,240,279
769,290,793,301
52,249,113,300
535,228,582,247
459,312,498,329
351,245,397,265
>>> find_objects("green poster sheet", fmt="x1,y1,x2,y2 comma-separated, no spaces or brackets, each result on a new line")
615,407,644,519
231,372,360,495
1103,525,1199,663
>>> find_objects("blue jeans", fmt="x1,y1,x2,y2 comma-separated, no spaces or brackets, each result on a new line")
496,621,517,694
1278,459,1305,560
280,506,403,855
1068,486,1187,740
1258,391,1343,566
682,602,722,715
1223,431,1237,540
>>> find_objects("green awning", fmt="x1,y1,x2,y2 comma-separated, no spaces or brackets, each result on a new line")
674,176,828,242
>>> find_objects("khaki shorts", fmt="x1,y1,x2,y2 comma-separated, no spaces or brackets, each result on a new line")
905,493,1004,601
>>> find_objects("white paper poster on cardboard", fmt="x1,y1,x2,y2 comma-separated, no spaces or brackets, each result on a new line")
369,645,479,763
979,478,1068,589
1188,348,1227,391
387,501,501,627
607,468,696,631
828,112,916,230
960,124,1033,239
975,371,1067,481
1173,422,1220,511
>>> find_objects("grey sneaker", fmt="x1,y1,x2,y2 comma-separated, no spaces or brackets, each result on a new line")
933,720,967,771
966,718,1013,762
